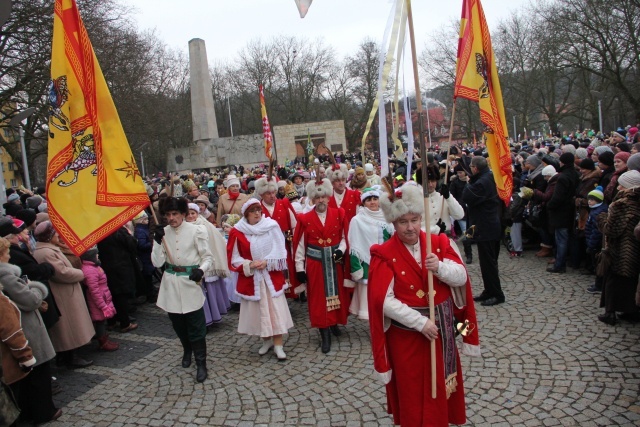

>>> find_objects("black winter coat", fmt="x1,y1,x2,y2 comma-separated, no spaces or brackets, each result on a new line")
462,168,502,241
546,163,580,229
8,243,60,329
97,227,139,295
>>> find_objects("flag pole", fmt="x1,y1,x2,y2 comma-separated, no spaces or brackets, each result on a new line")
148,206,175,265
407,0,437,399
437,101,457,221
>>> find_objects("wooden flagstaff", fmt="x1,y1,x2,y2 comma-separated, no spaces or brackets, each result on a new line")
148,205,175,265
406,0,437,399
438,101,457,221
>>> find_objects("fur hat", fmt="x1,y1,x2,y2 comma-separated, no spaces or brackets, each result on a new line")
158,197,188,215
254,177,278,196
379,183,425,223
426,164,440,181
188,203,199,212
326,164,349,182
364,163,375,172
306,178,333,200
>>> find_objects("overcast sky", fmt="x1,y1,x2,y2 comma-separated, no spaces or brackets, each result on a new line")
131,0,530,65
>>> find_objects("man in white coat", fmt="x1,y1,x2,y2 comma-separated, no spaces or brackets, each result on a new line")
152,197,214,383
424,164,465,236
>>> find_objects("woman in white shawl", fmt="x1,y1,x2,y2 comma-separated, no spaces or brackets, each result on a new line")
348,187,394,320
186,204,230,325
226,199,294,360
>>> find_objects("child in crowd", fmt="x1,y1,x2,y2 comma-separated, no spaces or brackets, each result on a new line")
80,247,119,351
584,187,608,293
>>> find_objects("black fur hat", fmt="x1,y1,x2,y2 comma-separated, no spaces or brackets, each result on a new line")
159,197,189,215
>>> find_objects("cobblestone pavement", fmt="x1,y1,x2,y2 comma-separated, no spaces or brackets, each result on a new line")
46,244,640,426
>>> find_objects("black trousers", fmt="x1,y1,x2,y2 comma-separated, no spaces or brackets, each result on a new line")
477,239,504,300
108,293,132,328
168,308,206,343
10,361,57,423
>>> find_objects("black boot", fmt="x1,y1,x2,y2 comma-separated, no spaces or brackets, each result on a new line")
463,240,472,264
298,291,307,303
330,325,341,337
191,339,208,383
180,339,192,368
320,328,331,354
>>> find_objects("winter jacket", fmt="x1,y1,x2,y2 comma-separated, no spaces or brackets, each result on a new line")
546,163,580,229
134,223,155,276
509,194,527,223
584,203,608,250
461,167,502,241
604,167,627,205
0,286,35,385
598,187,640,278
97,227,139,296
32,242,95,352
81,261,116,322
9,243,60,329
598,166,614,192
0,263,56,368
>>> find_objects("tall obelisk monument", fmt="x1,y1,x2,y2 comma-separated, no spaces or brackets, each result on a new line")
188,38,219,143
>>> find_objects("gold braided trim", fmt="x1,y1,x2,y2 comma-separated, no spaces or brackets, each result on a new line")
326,295,341,312
445,373,458,399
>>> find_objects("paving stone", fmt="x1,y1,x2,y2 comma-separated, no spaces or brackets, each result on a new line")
49,246,640,426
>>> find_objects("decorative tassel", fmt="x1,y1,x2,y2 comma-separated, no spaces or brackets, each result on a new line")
445,374,458,399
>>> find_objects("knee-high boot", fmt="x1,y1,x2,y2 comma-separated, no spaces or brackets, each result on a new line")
179,338,192,368
191,339,208,383
320,328,331,354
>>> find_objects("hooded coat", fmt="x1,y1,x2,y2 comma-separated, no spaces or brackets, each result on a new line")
546,163,580,229
0,263,56,367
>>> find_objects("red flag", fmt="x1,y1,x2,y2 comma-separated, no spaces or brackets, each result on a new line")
259,85,273,160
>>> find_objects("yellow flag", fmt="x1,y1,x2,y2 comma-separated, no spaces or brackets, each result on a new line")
454,0,512,205
48,0,149,255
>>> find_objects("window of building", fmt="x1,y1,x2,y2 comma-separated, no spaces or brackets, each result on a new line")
8,162,15,171
10,179,17,187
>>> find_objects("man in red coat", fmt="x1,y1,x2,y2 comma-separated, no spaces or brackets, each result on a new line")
368,183,481,427
293,177,350,353
254,177,301,300
327,163,361,223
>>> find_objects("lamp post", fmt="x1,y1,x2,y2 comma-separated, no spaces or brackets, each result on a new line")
138,141,150,178
9,107,36,190
227,97,234,137
590,90,604,135
513,115,517,142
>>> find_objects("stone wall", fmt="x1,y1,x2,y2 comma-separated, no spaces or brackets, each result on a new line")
166,120,346,173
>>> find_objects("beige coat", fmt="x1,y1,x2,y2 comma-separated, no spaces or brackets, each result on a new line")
33,242,95,352
217,193,249,220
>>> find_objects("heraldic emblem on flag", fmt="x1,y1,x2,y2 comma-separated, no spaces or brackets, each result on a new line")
454,0,512,204
47,0,149,255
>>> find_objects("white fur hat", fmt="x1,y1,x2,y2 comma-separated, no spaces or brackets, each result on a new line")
241,198,262,215
306,178,333,200
326,164,349,182
365,163,374,172
254,177,278,196
379,183,425,223
542,165,557,177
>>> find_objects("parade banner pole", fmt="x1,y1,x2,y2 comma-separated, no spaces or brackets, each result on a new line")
406,0,437,399
438,101,457,220
148,207,175,265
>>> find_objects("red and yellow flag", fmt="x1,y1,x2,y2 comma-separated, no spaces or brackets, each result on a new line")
47,0,149,255
454,0,512,204
259,85,273,160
